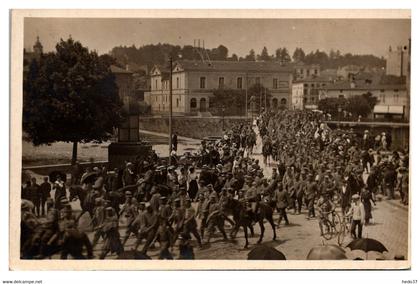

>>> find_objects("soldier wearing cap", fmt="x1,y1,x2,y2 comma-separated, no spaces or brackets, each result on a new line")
59,205,76,232
92,197,106,248
158,196,172,221
169,198,185,240
149,186,161,213
181,198,202,248
205,194,228,243
154,218,174,259
99,207,123,259
136,203,159,255
304,173,317,219
243,180,261,223
120,191,138,245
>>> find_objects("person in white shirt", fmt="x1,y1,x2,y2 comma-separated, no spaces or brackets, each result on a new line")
346,194,365,239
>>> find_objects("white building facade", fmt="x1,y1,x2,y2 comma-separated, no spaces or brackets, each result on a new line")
144,60,294,115
319,82,408,119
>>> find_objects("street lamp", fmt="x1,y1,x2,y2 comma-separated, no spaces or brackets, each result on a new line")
338,106,342,129
168,53,182,165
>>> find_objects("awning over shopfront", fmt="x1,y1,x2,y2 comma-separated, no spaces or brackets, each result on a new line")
304,104,318,110
373,105,404,115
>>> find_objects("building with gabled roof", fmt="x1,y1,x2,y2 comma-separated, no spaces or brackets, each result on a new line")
144,60,294,115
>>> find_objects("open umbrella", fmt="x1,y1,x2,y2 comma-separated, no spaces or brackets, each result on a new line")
80,172,97,184
117,250,151,259
347,238,388,254
306,244,348,260
49,171,67,183
247,245,286,260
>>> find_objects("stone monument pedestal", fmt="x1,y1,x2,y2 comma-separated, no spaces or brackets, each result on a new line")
108,142,152,169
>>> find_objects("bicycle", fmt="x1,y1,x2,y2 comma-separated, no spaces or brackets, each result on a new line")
337,215,352,246
319,209,342,241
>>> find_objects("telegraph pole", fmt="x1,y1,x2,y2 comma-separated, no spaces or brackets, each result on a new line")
245,73,248,119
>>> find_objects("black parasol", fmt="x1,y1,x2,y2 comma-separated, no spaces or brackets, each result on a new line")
247,245,286,260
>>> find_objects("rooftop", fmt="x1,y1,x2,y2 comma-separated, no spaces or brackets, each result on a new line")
173,60,294,73
323,80,406,91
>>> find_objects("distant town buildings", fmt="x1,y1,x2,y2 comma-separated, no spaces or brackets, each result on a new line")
386,45,409,77
319,79,408,119
23,36,410,121
144,60,293,115
292,76,332,110
293,62,320,80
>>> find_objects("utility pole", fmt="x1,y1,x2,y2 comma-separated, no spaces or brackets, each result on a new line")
168,56,173,165
245,73,248,119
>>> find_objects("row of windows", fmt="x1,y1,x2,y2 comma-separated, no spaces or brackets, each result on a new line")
202,76,281,90
298,68,319,76
155,76,284,90
303,83,326,88
154,77,182,90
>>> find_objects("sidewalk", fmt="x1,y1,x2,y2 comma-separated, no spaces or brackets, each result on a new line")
139,129,200,143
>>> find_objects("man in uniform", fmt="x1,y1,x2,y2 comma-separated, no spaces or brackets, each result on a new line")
120,191,138,245
139,204,159,255
158,196,172,222
169,198,186,242
195,193,208,239
244,181,260,222
304,173,317,219
206,195,228,244
182,198,202,248
99,207,123,259
91,198,106,249
154,219,174,259
273,182,290,226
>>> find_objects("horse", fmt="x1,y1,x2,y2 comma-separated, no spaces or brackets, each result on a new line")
262,140,272,166
68,185,95,221
223,198,277,248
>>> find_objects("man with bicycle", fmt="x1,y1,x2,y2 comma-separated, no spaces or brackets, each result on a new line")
316,193,335,237
346,194,365,239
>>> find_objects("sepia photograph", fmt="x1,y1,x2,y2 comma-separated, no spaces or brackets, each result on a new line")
9,9,411,270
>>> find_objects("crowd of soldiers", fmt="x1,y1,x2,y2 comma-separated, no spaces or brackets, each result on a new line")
20,109,409,260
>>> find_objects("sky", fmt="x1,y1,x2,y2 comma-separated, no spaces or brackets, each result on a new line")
24,18,411,58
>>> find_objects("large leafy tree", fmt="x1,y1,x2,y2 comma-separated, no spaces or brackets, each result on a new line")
318,97,347,117
23,38,124,164
211,88,246,115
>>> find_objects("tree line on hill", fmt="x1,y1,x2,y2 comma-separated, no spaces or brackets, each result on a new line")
110,43,386,70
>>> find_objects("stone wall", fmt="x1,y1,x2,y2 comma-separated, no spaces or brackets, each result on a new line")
139,116,250,139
